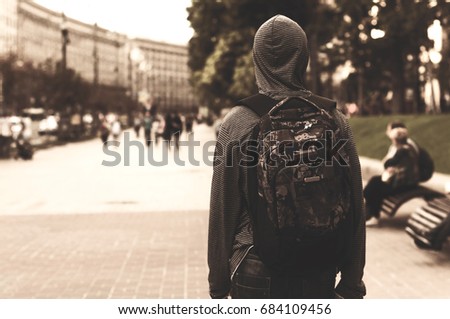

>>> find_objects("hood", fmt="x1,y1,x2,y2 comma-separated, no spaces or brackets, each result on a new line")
253,15,310,99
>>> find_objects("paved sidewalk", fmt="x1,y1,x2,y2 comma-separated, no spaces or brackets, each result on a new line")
364,202,450,298
0,211,208,299
359,156,450,298
0,126,449,299
0,207,449,299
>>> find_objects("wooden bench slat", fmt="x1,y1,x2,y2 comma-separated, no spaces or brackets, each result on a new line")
380,186,444,217
407,217,435,235
412,212,441,229
382,199,397,207
405,227,433,245
381,205,397,216
428,199,450,213
430,197,450,205
420,205,448,220
381,202,395,210
401,188,449,250
415,207,444,225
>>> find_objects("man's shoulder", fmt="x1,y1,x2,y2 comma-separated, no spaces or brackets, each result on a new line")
220,106,260,136
308,93,337,112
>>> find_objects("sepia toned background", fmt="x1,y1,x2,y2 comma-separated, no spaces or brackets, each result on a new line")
0,0,449,298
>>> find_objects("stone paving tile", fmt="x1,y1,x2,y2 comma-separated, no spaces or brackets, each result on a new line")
0,208,449,299
365,207,450,298
0,211,209,299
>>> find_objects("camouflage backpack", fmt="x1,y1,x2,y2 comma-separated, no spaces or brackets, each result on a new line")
240,93,352,273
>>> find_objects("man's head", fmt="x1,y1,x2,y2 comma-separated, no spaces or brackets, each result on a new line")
253,15,309,99
386,121,408,144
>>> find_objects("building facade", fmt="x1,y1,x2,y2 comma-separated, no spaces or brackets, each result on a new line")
17,1,129,87
1,0,195,112
131,38,196,111
0,0,18,56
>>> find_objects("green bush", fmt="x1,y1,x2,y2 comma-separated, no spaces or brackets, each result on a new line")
349,115,450,174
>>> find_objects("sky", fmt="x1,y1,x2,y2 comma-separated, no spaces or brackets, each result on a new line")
33,0,194,45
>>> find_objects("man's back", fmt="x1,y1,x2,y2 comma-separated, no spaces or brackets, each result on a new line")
208,15,366,299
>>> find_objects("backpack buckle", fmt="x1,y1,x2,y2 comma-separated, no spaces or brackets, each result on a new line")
304,176,321,183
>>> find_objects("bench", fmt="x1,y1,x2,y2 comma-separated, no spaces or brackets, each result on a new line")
380,185,444,217
405,196,450,250
378,185,450,249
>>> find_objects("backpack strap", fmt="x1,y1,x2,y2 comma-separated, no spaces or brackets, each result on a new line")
237,93,278,117
308,94,337,112
238,93,337,117
237,94,278,240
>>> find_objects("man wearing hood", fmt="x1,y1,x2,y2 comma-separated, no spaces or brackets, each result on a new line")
208,15,366,299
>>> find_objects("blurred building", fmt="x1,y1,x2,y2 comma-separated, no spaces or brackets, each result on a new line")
0,0,18,56
17,1,129,86
131,38,196,111
1,0,196,113
0,0,19,113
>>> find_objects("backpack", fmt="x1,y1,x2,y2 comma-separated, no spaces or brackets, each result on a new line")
417,147,434,182
240,93,352,274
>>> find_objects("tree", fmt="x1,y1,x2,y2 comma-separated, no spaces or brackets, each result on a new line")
333,0,435,114
188,0,445,114
187,0,337,112
435,0,450,113
0,55,133,116
46,69,91,113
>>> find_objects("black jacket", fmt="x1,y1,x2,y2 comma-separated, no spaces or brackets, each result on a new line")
208,96,366,299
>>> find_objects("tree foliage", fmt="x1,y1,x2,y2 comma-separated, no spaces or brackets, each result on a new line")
188,0,450,114
187,0,336,112
0,55,134,116
332,0,437,114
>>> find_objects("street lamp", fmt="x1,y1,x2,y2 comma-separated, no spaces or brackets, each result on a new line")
60,14,70,72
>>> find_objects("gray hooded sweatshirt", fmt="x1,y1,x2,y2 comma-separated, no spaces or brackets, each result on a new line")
208,15,366,299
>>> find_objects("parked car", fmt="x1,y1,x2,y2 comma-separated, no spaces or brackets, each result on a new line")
22,108,46,143
38,115,59,136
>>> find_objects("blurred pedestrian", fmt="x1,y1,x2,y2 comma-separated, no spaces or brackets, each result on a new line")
99,117,110,144
171,112,183,151
162,112,173,146
185,113,195,136
0,117,11,158
9,117,33,160
143,111,153,147
133,113,142,138
111,118,122,141
364,121,420,226
154,114,165,146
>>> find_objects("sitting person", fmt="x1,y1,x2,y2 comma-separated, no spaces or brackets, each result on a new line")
364,121,420,226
